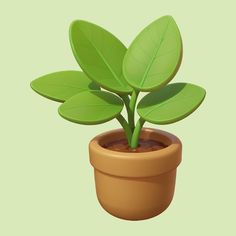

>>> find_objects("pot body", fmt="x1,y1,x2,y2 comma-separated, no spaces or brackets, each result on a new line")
89,128,182,220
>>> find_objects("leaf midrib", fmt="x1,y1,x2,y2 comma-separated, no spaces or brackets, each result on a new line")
139,19,171,87
79,28,125,88
41,82,88,90
141,94,198,118
62,104,117,112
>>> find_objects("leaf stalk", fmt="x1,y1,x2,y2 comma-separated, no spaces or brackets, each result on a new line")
130,118,145,148
116,114,132,146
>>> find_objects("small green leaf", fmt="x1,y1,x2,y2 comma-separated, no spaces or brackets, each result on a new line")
123,15,182,91
70,20,132,94
58,90,124,125
137,83,206,124
31,71,100,102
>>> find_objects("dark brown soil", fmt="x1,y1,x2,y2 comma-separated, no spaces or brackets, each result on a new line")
102,139,167,153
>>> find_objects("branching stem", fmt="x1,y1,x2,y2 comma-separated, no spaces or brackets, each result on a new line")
128,90,139,131
119,90,141,148
116,114,132,146
130,118,145,148
120,94,134,131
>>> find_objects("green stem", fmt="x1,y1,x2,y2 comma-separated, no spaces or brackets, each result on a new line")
130,118,145,148
120,94,134,131
129,90,139,131
116,114,132,146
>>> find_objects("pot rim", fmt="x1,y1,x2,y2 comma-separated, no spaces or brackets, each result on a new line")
91,128,180,157
89,128,182,177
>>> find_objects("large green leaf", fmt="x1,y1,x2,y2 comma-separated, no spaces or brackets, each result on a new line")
31,71,100,102
137,83,206,124
69,20,132,94
58,90,124,125
123,16,182,91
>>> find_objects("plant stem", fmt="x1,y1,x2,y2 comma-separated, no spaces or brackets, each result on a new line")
120,94,134,131
130,118,145,148
129,90,139,131
116,114,132,146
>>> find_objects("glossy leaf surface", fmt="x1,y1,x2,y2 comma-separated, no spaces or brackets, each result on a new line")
58,90,124,124
70,20,132,94
137,83,206,124
123,16,182,91
31,71,100,102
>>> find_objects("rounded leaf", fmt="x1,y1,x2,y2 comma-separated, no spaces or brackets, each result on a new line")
70,20,132,94
31,71,100,102
137,83,206,124
123,16,182,91
58,90,124,125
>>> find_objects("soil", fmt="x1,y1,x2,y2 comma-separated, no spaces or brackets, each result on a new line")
103,139,167,153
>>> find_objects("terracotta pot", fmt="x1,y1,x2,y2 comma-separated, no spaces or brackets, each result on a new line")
89,128,182,220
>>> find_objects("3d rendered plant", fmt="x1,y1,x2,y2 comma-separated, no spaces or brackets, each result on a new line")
31,16,206,149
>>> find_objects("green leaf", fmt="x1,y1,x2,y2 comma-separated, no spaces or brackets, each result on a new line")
31,71,100,102
123,15,182,91
137,83,206,124
58,90,124,125
69,20,132,94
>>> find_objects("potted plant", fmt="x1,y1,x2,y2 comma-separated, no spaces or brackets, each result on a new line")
30,15,206,220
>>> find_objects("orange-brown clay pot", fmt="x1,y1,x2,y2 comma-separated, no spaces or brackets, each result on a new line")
89,128,182,220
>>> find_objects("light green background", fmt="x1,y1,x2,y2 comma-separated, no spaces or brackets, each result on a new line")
1,0,235,235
